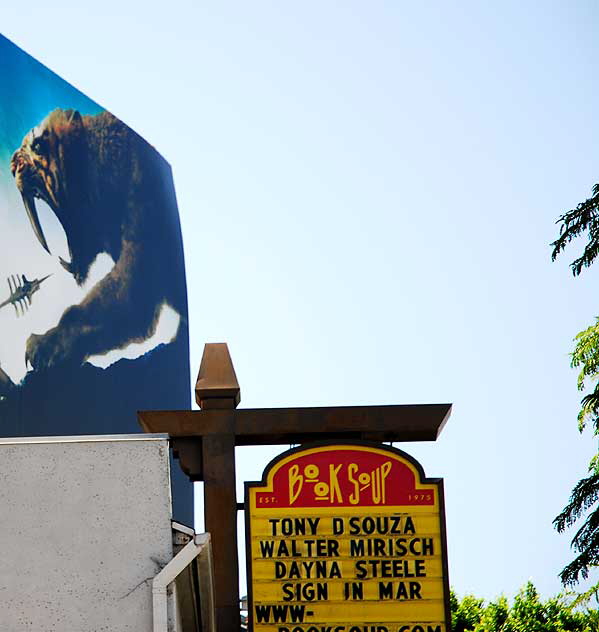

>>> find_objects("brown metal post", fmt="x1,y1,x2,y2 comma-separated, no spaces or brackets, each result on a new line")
196,344,240,632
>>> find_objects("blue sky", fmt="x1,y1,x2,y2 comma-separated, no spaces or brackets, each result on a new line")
0,35,102,167
3,1,599,600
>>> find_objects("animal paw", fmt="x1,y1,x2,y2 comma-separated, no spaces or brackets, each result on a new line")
25,329,83,370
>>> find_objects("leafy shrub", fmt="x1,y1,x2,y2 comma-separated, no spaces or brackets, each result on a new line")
450,582,598,631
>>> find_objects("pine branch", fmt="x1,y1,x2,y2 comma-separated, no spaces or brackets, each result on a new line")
558,505,599,585
572,507,599,553
560,545,599,586
551,184,599,275
554,474,599,532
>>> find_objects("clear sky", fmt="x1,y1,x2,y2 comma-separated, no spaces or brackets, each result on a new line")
3,1,599,601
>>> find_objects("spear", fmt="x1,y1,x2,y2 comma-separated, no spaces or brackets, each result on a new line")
0,273,51,316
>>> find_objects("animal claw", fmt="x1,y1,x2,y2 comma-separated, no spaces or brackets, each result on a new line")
59,257,73,274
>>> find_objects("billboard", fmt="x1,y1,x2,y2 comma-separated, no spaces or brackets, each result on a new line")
246,443,450,632
0,34,192,524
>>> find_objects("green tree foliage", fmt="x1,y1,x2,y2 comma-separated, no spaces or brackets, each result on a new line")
553,319,599,588
551,183,599,593
451,592,485,631
451,583,598,631
551,183,599,276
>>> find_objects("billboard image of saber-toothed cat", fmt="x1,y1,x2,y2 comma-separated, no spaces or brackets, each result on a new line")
0,35,192,523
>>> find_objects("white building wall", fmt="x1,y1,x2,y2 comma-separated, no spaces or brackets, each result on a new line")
0,434,175,632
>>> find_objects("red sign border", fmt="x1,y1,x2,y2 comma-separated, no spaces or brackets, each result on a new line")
244,440,452,632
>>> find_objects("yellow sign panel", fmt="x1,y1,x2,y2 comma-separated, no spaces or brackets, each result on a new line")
245,443,450,632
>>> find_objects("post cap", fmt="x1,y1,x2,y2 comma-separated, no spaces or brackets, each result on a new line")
195,343,241,409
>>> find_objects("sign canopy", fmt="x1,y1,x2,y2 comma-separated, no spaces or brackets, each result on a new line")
246,442,451,632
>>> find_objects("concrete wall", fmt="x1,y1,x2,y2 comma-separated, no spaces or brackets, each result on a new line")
0,434,175,631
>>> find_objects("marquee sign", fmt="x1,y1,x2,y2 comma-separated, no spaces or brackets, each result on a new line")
245,442,451,632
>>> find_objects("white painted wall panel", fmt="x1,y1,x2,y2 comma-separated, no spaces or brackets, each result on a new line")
0,435,174,631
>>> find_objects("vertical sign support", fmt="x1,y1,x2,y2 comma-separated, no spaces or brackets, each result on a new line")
195,344,241,632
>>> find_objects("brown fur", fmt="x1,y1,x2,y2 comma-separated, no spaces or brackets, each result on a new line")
11,109,187,369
